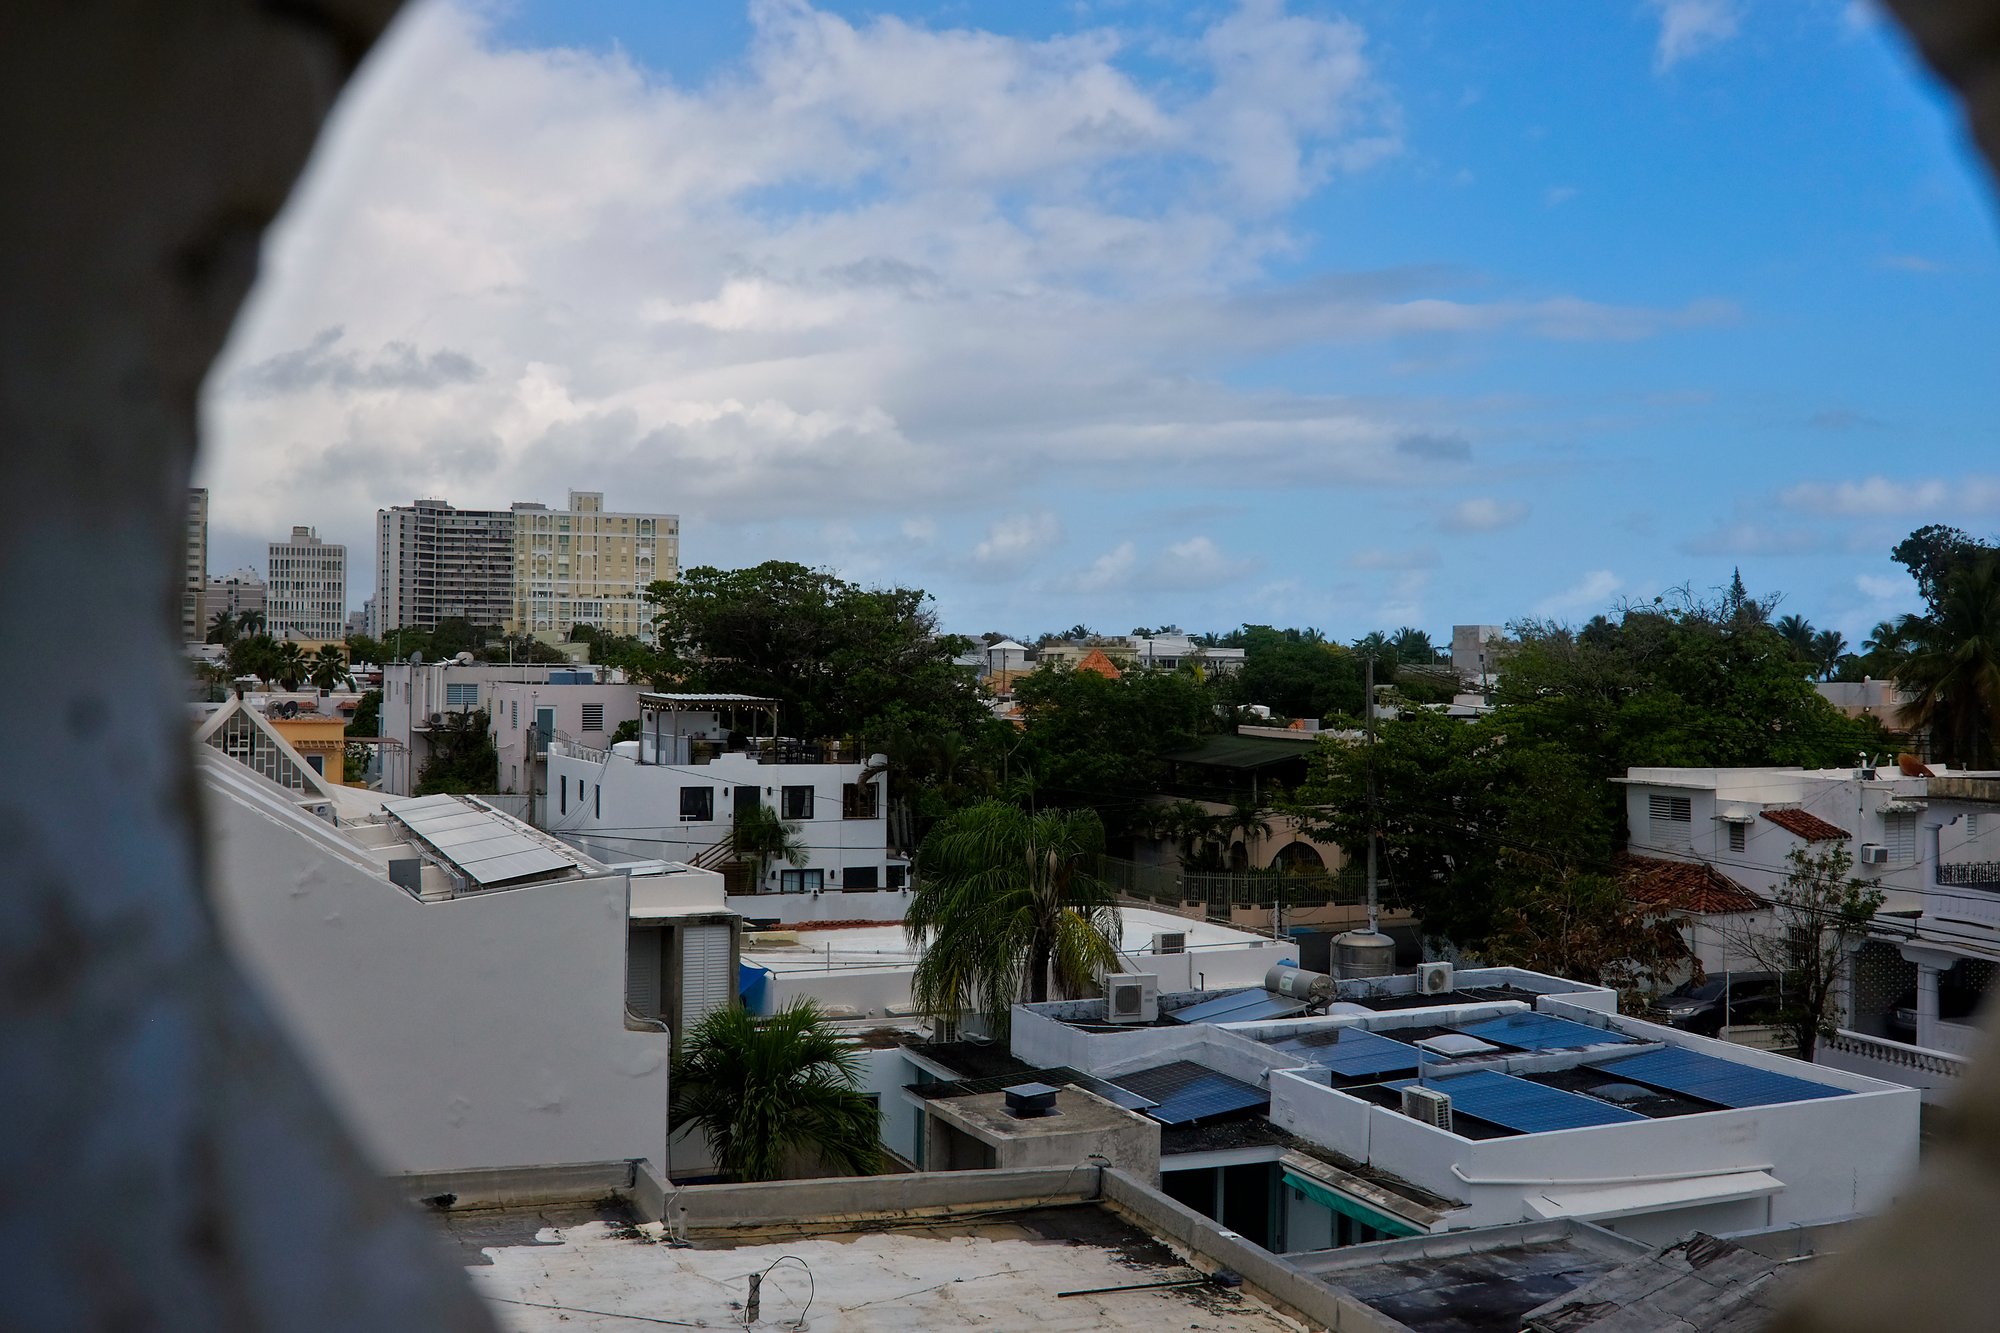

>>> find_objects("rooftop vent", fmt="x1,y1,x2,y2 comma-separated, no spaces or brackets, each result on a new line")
1004,1082,1061,1119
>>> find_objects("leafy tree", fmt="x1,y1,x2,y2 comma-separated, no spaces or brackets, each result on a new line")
1147,799,1223,870
1216,625,1366,721
670,999,881,1182
645,563,986,808
350,688,382,739
1483,872,1692,1004
568,624,667,683
475,632,569,664
1287,710,1611,947
414,709,498,795
226,632,282,687
725,803,809,891
1389,626,1442,664
1810,628,1848,681
1896,552,2000,768
1892,524,1989,613
343,633,386,666
610,717,641,745
308,645,352,693
908,802,1119,1035
1010,662,1215,830
1726,845,1882,1060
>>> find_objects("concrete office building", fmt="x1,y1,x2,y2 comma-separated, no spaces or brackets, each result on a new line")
205,567,266,623
182,487,207,643
509,490,678,638
375,498,516,634
266,525,346,642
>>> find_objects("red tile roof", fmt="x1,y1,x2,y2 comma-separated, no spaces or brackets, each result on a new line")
1075,648,1123,679
1617,853,1764,915
1759,807,1849,842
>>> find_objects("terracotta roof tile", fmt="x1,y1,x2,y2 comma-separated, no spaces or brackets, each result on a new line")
1616,852,1764,915
1075,648,1122,679
1759,807,1849,842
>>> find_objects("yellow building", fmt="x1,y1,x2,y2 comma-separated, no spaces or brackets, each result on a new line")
508,491,679,638
266,712,350,785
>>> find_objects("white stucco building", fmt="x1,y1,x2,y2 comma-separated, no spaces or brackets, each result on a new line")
377,657,616,796
487,678,643,799
1620,763,2000,1099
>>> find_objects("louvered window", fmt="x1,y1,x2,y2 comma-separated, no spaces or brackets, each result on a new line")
679,924,734,1030
1728,823,1747,853
445,682,478,708
1884,812,1918,863
580,703,605,731
1648,794,1693,848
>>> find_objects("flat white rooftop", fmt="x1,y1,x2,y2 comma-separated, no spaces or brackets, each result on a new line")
741,908,1272,973
461,1211,1301,1332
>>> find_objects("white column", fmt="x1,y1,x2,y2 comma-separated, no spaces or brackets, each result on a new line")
1900,944,1957,1051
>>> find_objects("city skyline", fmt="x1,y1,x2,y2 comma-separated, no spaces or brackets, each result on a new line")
195,0,2000,640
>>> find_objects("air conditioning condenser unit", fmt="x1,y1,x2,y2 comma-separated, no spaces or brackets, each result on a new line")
1105,974,1159,1025
1152,931,1188,955
1400,1084,1453,1132
1859,844,1889,865
1417,961,1455,996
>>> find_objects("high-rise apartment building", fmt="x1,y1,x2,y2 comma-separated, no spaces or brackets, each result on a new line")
266,526,347,642
205,568,266,624
509,491,679,638
375,499,516,634
183,488,208,642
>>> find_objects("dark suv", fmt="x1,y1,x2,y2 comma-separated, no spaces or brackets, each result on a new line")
1648,973,1784,1037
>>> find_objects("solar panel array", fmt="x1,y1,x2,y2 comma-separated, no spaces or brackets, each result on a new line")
1267,1027,1423,1079
1168,988,1308,1025
385,794,578,887
1453,1012,1640,1052
1108,1061,1269,1125
1387,1070,1647,1133
1590,1046,1846,1108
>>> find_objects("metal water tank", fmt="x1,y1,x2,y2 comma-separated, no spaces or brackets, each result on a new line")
1264,964,1336,1004
1333,929,1396,979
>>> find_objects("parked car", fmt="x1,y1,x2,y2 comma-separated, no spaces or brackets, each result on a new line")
1883,976,1986,1046
1647,972,1783,1037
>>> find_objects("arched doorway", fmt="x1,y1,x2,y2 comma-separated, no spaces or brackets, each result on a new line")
1270,841,1325,873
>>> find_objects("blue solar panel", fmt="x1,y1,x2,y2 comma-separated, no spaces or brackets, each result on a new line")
1267,1027,1422,1078
1453,1013,1639,1051
1109,1061,1269,1125
1168,989,1308,1025
1387,1070,1647,1133
1590,1046,1846,1108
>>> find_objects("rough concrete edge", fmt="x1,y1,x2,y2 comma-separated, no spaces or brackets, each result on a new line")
394,1160,641,1214
665,1164,1105,1230
1099,1167,1406,1333
1286,1217,1648,1277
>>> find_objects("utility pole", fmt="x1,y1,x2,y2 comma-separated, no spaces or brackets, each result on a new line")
1365,654,1379,936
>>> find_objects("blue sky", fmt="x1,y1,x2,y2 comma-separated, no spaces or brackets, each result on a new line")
202,0,2000,644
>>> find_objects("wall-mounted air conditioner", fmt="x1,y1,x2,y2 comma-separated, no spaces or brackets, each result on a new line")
1105,974,1158,1024
1152,931,1187,955
1400,1084,1453,1132
1859,844,1889,865
1417,961,1455,996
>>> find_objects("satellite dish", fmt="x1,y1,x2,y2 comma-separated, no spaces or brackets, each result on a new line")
409,651,423,665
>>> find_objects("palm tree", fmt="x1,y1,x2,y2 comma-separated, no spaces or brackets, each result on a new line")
725,802,808,889
1775,613,1817,661
670,999,881,1182
274,640,307,690
1863,615,1923,669
308,645,352,694
1390,626,1437,664
1149,798,1221,870
908,801,1120,1035
1810,628,1849,681
207,609,238,645
1897,554,2000,768
1351,630,1392,661
237,609,265,636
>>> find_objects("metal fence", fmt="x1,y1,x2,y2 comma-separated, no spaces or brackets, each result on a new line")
1937,861,2000,888
1095,855,1361,913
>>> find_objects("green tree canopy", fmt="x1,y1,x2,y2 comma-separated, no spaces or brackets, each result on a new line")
670,1000,881,1182
646,560,985,749
1213,625,1366,721
1009,661,1216,828
414,709,498,795
908,802,1119,1035
1896,552,2000,768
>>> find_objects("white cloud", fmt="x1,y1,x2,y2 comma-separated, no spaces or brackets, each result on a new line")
1347,545,1439,570
1648,0,1741,71
1544,185,1579,208
1536,570,1622,617
1780,476,2000,516
1856,573,1911,601
1879,254,1943,274
1153,536,1259,589
972,512,1063,568
1066,542,1139,594
1680,522,1824,557
1440,497,1530,533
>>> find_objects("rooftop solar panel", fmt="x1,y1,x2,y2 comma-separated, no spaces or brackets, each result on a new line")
1453,1013,1640,1051
1267,1027,1422,1078
1168,989,1308,1025
1386,1070,1647,1133
1108,1061,1268,1125
1589,1046,1846,1109
384,795,579,886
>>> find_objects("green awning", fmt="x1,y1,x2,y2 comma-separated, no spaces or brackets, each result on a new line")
1282,1171,1424,1238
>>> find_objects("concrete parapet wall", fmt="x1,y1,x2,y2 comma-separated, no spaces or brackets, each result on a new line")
394,1160,643,1213
1099,1168,1402,1332
666,1164,1103,1231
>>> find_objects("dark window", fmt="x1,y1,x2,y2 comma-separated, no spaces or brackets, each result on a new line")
843,780,879,819
594,785,600,819
844,865,879,890
560,776,567,815
887,864,907,889
1728,822,1747,852
680,786,714,821
782,785,814,819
